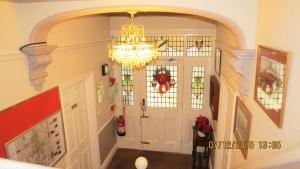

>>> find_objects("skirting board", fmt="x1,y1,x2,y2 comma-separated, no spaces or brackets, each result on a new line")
101,143,118,169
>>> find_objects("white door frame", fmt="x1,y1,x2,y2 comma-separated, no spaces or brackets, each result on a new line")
213,75,238,169
59,72,100,169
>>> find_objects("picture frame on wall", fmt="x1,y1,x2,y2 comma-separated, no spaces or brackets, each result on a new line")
209,75,220,121
234,97,252,159
101,64,109,76
215,48,222,75
4,111,67,166
254,46,290,128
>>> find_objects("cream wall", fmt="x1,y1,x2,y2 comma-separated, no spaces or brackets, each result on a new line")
110,15,216,32
229,0,300,168
47,15,112,132
0,4,113,167
0,2,21,52
216,23,238,48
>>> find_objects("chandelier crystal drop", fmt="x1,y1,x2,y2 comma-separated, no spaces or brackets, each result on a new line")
108,11,158,68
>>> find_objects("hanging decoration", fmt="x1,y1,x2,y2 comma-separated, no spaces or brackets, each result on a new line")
195,39,204,50
151,67,176,96
122,74,133,95
108,11,158,68
192,76,204,97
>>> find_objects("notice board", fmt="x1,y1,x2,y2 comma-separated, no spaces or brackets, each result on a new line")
0,87,66,166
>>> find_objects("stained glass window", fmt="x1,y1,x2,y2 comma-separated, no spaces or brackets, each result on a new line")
121,66,134,106
146,36,184,57
187,36,213,57
146,65,177,108
191,66,205,109
113,35,184,57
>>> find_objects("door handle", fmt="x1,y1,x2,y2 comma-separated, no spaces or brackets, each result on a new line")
142,99,145,106
141,115,149,118
140,141,150,144
141,99,146,111
71,103,77,109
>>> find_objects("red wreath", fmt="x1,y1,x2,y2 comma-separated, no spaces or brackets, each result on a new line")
151,67,176,95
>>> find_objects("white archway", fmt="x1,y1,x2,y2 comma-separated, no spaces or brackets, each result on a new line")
28,6,247,48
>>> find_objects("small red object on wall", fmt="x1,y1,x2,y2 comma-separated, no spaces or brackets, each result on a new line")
0,87,61,158
109,77,116,86
111,104,116,111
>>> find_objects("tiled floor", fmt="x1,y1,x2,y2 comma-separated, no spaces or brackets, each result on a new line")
107,148,196,169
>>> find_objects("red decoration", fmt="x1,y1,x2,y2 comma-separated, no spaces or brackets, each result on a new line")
151,67,176,95
196,40,204,50
195,116,212,134
111,104,116,111
0,87,61,158
109,77,116,86
259,71,282,96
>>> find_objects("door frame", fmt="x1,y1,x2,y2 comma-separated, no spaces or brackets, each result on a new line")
114,29,216,153
59,72,100,169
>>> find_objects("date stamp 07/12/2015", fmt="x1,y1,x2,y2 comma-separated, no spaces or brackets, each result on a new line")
208,141,281,150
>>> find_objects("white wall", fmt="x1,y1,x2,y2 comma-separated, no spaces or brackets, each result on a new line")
0,4,113,167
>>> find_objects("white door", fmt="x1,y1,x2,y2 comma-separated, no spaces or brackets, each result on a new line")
115,59,183,152
139,60,183,152
61,80,93,169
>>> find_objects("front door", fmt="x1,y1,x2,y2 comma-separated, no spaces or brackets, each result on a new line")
115,59,183,153
139,60,183,152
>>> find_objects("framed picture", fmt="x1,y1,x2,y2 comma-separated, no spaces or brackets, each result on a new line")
5,111,67,166
254,46,290,128
101,64,109,76
209,75,220,120
234,96,252,159
215,48,222,75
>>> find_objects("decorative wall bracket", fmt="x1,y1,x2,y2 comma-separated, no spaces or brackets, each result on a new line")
20,42,57,91
230,49,255,97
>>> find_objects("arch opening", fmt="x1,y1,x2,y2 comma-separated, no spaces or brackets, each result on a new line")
29,6,246,48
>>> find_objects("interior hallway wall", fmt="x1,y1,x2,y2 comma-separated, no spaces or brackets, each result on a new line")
229,0,300,168
0,4,115,167
214,1,300,167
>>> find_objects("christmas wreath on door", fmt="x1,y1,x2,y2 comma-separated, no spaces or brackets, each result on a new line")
151,67,176,96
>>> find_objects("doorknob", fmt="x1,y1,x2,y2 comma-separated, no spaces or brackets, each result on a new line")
141,99,146,111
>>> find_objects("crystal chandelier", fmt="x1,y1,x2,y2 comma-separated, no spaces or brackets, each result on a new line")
108,11,158,68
